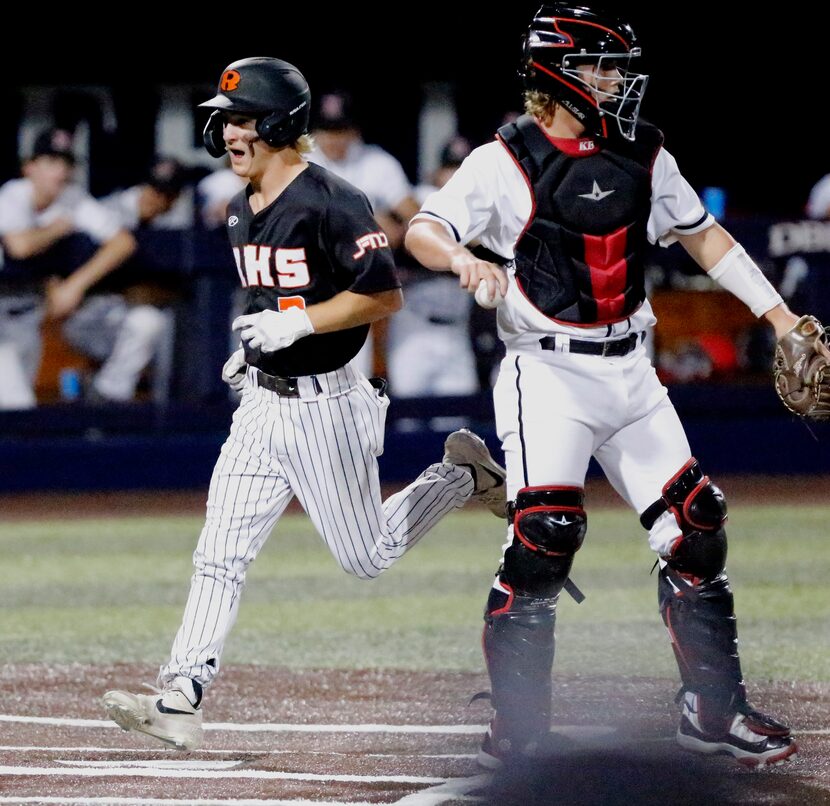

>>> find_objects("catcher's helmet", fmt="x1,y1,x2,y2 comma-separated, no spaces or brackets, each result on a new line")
200,57,311,157
521,4,648,140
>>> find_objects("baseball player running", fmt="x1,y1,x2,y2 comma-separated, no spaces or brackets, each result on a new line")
406,4,801,769
102,57,505,750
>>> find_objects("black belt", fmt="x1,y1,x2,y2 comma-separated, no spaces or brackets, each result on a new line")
539,331,644,357
255,370,300,397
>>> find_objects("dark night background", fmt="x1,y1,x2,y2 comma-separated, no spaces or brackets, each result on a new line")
3,4,824,218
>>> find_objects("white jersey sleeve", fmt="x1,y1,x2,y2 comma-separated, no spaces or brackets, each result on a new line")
648,147,713,247
0,180,35,235
67,188,123,242
412,142,531,259
366,148,414,213
0,180,121,244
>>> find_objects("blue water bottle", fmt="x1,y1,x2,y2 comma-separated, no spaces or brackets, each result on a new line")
702,186,727,221
59,368,82,401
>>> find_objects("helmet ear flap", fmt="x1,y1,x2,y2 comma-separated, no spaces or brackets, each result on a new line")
256,112,288,148
203,110,227,158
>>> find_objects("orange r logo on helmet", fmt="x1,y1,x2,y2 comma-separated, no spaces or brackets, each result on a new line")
220,70,241,91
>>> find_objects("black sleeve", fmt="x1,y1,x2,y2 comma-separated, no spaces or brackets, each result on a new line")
323,189,401,294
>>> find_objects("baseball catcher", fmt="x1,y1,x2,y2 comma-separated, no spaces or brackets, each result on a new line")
773,314,830,418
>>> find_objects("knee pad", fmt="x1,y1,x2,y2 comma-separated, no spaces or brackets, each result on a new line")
641,459,728,580
501,486,587,599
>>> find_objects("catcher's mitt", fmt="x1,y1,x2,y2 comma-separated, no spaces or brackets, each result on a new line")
773,315,830,418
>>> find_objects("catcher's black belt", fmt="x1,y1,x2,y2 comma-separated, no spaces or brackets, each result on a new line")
255,370,301,397
539,331,645,357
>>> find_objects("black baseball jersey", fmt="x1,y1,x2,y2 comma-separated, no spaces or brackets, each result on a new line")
226,161,400,377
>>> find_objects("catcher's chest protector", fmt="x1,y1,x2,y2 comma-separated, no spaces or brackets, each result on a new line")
498,115,663,325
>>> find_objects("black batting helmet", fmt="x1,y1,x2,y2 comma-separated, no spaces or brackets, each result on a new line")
200,57,311,157
521,4,648,140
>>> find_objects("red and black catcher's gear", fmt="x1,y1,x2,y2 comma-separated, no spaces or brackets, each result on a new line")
643,460,747,731
200,57,311,157
521,4,648,141
483,487,587,755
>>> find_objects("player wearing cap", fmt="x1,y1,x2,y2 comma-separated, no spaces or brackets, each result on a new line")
101,56,507,751
0,129,136,408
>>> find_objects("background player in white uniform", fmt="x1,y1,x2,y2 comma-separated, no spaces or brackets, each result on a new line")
407,4,802,769
0,129,136,408
102,57,506,751
386,136,478,398
64,156,191,403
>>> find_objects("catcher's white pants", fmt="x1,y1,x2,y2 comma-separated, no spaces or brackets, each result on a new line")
161,362,473,688
494,342,691,557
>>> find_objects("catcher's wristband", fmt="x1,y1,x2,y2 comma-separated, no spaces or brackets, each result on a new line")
706,244,783,317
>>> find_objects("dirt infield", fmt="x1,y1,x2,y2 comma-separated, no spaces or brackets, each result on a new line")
0,664,827,804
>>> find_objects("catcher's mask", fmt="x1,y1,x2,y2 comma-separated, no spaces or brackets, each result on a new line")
200,56,311,157
521,4,648,141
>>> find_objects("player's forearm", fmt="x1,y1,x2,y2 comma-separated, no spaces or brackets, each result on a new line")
405,220,467,272
679,223,784,319
307,288,403,333
2,219,73,260
64,229,137,294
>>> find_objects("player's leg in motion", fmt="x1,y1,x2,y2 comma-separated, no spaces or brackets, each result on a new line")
641,460,797,767
279,370,505,581
103,387,295,750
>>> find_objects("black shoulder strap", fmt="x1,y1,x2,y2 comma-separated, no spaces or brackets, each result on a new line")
496,114,557,185
605,119,665,171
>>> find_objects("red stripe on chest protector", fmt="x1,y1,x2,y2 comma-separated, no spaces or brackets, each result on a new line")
584,226,629,320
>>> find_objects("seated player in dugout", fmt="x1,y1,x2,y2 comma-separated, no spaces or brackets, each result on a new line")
406,3,804,769
101,56,508,751
0,129,137,408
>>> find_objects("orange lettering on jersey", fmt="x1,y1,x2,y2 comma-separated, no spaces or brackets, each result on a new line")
278,296,306,311
220,70,241,91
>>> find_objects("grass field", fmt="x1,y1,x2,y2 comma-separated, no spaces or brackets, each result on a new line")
1,502,828,684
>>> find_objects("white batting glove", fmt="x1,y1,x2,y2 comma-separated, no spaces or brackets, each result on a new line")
231,307,315,354
221,348,248,392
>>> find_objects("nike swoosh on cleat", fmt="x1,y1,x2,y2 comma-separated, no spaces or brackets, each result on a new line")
156,702,195,715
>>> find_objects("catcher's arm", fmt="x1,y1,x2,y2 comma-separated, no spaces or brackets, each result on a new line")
676,224,830,418
677,223,795,330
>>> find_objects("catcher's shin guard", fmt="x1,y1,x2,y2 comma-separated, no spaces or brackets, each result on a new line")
481,486,587,754
483,588,556,754
658,566,745,728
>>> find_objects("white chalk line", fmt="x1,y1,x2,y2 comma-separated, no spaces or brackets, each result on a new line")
0,745,477,759
0,714,487,734
55,759,242,770
394,773,492,805
0,765,446,784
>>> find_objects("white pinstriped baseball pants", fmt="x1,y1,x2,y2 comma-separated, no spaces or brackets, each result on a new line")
160,363,473,688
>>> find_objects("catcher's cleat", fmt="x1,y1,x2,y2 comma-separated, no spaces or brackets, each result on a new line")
476,721,548,770
443,428,507,518
676,691,797,768
102,686,203,751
